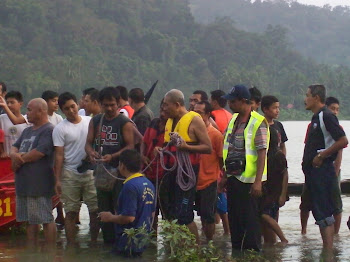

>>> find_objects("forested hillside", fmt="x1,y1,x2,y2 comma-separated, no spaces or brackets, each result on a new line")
1,0,350,118
190,0,350,67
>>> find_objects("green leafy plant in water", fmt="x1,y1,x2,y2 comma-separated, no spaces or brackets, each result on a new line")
123,223,155,256
158,219,222,262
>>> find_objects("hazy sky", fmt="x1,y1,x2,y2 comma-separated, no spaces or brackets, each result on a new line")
297,0,349,7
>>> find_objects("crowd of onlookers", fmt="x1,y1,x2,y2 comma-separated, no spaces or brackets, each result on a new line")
0,81,347,257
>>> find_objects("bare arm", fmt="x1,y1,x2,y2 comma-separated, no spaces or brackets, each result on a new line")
179,116,212,154
0,97,26,124
10,146,22,171
99,212,135,224
101,122,135,163
54,146,64,194
250,148,266,197
0,143,7,158
333,148,343,177
279,169,289,207
21,149,45,163
85,119,99,162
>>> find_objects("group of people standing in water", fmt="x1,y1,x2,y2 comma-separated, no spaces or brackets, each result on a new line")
0,81,347,257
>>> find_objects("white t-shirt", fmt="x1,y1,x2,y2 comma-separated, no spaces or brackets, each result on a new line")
52,116,91,172
78,109,86,116
48,112,64,126
0,114,30,155
119,109,130,118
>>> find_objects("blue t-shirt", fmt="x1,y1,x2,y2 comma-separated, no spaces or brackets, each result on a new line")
114,174,155,254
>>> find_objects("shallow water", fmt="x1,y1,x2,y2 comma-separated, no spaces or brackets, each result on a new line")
1,121,350,261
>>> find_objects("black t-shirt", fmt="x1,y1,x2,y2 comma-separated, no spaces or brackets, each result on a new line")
270,120,288,147
302,106,345,169
132,105,154,135
92,113,130,168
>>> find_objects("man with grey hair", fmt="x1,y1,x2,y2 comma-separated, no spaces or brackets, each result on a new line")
10,98,56,248
159,89,212,243
303,84,348,250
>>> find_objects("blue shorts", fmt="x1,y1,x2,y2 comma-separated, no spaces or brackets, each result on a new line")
217,192,228,214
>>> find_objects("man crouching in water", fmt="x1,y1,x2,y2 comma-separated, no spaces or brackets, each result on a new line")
158,89,212,243
99,149,155,257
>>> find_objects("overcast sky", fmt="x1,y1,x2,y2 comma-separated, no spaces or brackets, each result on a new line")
297,0,349,7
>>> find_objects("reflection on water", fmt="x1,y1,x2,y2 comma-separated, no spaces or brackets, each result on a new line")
283,121,350,183
1,196,350,261
2,121,350,261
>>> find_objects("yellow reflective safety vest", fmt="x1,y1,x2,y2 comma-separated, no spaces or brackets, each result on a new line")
164,111,200,143
223,111,269,183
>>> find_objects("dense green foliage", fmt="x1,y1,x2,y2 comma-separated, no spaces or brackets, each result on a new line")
190,0,350,67
158,220,222,261
1,0,350,118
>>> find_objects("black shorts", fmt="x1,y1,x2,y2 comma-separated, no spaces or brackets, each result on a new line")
261,202,279,220
195,181,217,224
159,165,199,225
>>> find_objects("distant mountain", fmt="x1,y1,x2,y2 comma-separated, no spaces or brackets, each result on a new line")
1,0,350,118
190,0,350,67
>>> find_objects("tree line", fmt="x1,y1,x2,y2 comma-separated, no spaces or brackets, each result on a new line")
1,0,350,119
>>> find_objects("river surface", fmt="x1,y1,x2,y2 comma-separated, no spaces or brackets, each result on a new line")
1,121,350,261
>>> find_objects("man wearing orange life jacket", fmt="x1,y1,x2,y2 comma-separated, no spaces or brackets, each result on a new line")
158,89,212,243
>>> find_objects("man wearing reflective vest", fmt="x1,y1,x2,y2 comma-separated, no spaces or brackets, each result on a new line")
220,85,269,252
159,89,212,243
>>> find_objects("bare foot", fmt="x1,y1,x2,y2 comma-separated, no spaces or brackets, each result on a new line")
275,240,288,247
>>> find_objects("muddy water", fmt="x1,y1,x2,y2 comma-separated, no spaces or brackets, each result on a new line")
1,121,350,261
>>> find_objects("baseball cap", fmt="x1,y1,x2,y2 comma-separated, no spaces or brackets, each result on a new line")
222,85,251,101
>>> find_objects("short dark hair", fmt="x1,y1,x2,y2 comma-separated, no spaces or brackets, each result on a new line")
0,82,7,93
119,149,142,173
58,92,77,109
193,90,208,101
308,84,326,103
99,87,120,102
325,96,339,106
86,89,99,102
115,86,129,101
261,95,279,112
83,87,96,96
210,90,227,108
249,87,262,103
5,91,23,102
41,90,59,102
196,100,212,115
129,88,145,103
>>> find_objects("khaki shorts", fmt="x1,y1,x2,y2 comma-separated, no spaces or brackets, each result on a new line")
61,169,98,213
